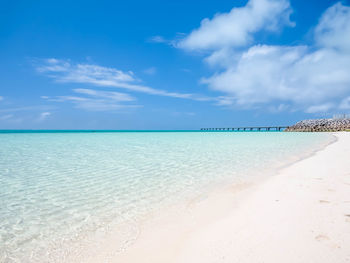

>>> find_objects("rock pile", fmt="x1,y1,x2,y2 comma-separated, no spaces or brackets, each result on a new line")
285,118,350,132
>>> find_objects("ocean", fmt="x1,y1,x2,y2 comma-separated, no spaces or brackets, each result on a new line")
0,131,334,262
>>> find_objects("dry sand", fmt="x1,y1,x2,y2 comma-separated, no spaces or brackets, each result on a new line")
81,132,350,263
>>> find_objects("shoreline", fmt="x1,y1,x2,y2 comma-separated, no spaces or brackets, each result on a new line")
177,132,350,263
1,132,336,262
64,132,350,263
115,132,350,262
174,132,350,262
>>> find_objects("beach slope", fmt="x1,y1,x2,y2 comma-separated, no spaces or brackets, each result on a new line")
111,133,350,263
176,132,350,262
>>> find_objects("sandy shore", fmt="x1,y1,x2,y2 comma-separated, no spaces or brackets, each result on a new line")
176,132,350,263
76,132,350,263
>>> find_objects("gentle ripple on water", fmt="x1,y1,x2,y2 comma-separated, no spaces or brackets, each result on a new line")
0,132,334,262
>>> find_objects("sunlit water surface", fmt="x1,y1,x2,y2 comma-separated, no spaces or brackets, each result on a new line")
0,131,334,262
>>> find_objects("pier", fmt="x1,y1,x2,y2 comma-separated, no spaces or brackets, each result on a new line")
200,126,289,131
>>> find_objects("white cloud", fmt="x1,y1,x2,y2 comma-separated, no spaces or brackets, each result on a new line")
0,106,54,113
178,0,294,51
305,103,334,113
268,103,290,113
340,97,350,110
38,112,51,121
148,36,168,43
0,114,22,124
315,2,350,51
0,107,54,124
204,43,350,107
73,88,135,102
204,48,240,68
36,58,206,100
148,34,185,46
42,88,140,111
203,45,306,105
181,1,350,113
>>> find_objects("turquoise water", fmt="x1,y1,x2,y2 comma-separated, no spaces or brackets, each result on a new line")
0,131,333,262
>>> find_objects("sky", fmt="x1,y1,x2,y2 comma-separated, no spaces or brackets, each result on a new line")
1,0,350,129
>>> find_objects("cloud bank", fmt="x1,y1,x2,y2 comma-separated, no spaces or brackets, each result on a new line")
178,0,350,113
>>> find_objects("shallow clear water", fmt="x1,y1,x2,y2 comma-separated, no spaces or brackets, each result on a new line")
0,131,333,262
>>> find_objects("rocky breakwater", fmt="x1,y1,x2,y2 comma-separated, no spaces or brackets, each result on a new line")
285,118,350,132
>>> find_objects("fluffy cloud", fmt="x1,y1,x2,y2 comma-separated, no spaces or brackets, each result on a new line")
314,2,350,51
178,0,294,51
180,1,350,113
203,45,308,105
204,43,350,109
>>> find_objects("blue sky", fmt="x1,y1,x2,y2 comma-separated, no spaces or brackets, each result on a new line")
1,0,350,129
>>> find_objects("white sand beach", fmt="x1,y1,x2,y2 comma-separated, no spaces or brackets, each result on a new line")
110,132,350,263
4,0,350,261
